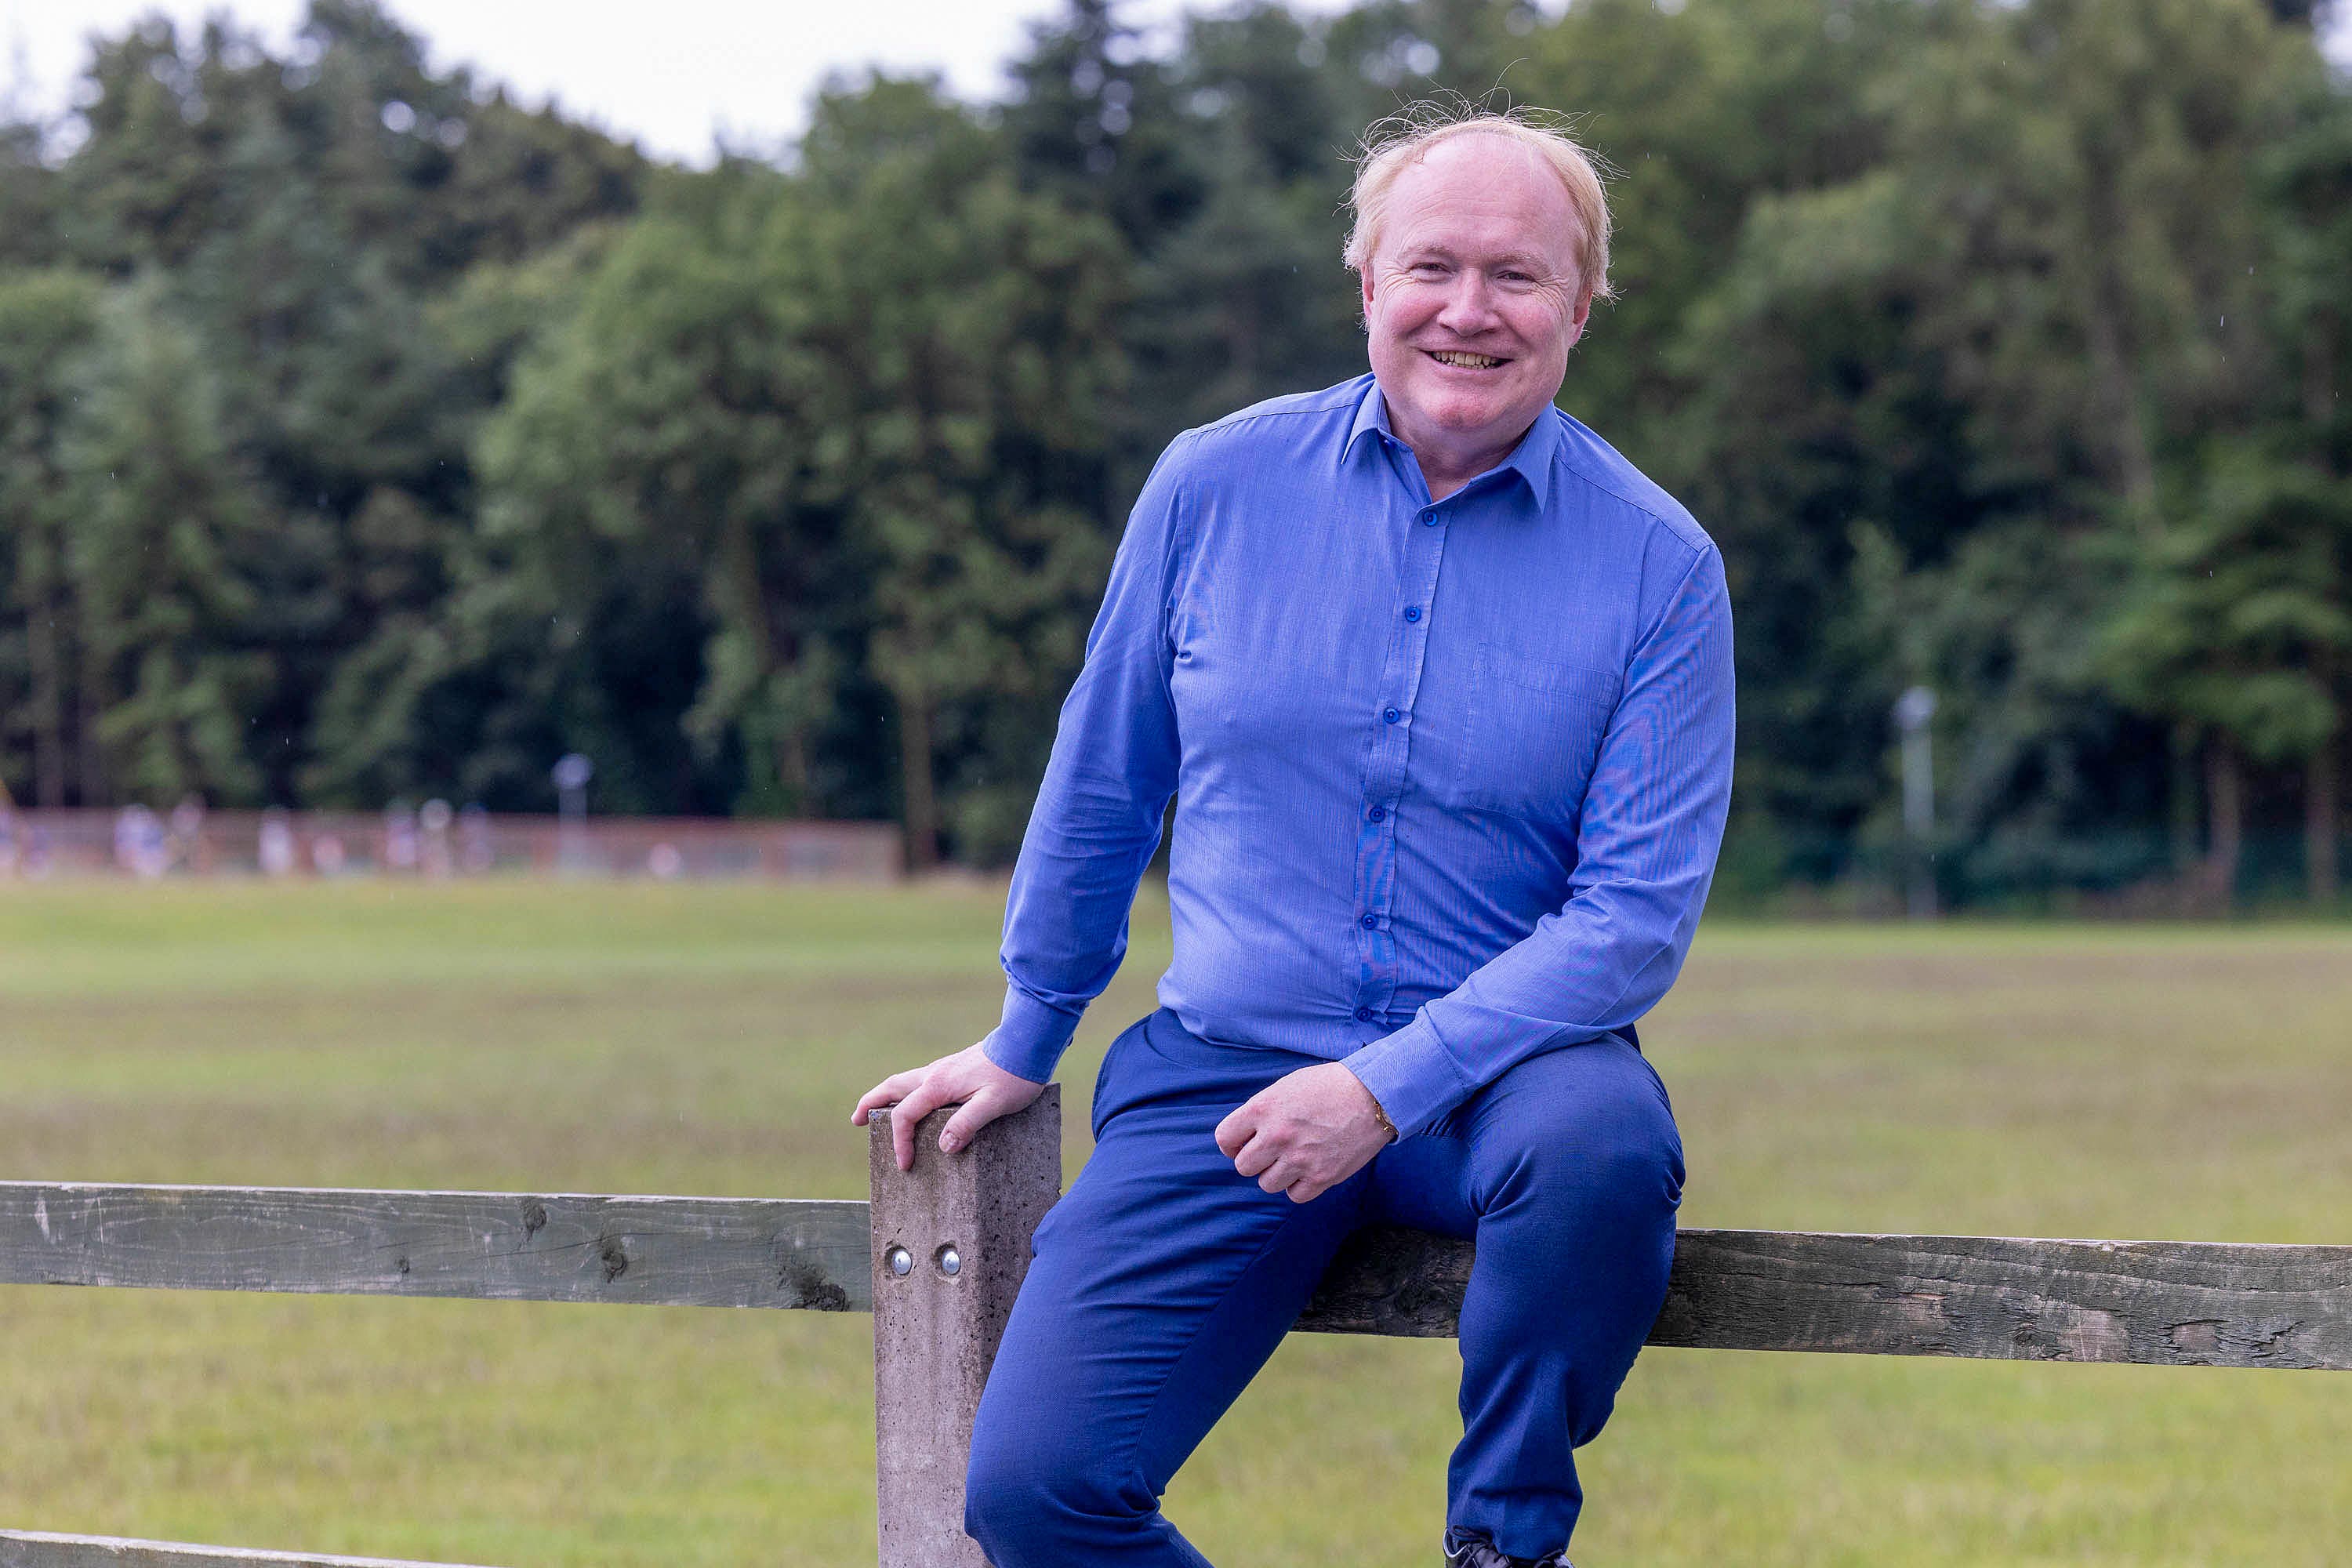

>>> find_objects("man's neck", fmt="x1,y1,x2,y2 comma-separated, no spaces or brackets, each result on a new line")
1394,419,1534,503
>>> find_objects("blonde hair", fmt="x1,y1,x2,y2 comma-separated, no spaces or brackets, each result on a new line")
1343,105,1614,303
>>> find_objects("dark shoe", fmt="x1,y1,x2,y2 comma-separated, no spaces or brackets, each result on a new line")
1443,1531,1572,1568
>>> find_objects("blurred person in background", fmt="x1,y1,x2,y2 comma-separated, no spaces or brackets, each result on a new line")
258,808,298,879
458,803,495,874
855,103,1733,1568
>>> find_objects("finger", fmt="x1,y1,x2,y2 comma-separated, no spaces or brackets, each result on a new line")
854,1070,919,1113
1287,1175,1324,1205
938,1091,1001,1155
1213,1107,1251,1157
852,1071,922,1123
1230,1132,1277,1179
891,1082,949,1172
1256,1160,1291,1196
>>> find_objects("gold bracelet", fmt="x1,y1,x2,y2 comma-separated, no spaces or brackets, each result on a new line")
1367,1093,1399,1143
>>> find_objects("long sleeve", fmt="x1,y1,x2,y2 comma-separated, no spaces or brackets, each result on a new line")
979,435,1194,1083
1344,541,1736,1138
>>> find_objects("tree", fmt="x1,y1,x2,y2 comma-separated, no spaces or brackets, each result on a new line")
53,1,648,804
1655,0,2328,900
468,194,804,816
1001,0,1205,252
2100,450,2352,904
63,278,267,804
1507,0,1950,880
2253,57,2352,898
0,108,63,269
0,270,104,806
793,78,1129,865
1131,4,1364,443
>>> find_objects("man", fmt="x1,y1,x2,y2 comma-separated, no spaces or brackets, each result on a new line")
852,106,1733,1568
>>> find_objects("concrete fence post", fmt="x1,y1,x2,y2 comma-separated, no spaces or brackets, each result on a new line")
868,1085,1062,1568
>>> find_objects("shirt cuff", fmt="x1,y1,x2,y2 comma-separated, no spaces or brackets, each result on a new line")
979,983,1079,1084
1342,1013,1476,1141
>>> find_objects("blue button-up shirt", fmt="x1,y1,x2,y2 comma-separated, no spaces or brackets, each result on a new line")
981,372,1735,1139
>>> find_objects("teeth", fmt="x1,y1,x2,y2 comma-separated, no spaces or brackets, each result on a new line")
1431,350,1501,368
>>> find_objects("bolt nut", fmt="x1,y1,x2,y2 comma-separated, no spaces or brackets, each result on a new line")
886,1245,913,1277
936,1245,961,1278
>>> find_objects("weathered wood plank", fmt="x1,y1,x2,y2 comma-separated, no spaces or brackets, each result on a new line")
0,1183,869,1312
6,1181,2343,1369
1298,1225,2352,1369
0,1530,492,1567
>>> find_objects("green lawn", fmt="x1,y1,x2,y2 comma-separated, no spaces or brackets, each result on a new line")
1,881,2346,1566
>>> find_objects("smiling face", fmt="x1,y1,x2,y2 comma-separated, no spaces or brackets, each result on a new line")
1360,132,1592,492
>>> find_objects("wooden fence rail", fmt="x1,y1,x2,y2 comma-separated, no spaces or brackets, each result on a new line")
3,1084,2346,1568
0,1531,497,1568
0,1184,871,1312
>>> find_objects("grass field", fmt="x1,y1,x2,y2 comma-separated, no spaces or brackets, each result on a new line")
1,880,2347,1566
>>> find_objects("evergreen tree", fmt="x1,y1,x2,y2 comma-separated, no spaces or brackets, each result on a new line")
1134,4,1364,441
0,270,105,806
63,278,267,804
2100,450,2352,903
0,109,62,268
799,78,1127,864
1002,0,1205,252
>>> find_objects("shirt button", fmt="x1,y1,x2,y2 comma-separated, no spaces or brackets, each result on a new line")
1367,804,1386,822
1354,1006,1375,1022
1383,706,1400,724
1360,913,1378,930
1421,513,1439,526
1403,605,1421,622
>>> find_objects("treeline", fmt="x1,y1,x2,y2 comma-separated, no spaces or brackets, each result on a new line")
0,0,2347,906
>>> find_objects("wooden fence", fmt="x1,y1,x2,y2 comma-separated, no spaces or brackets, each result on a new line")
0,808,902,881
2,1086,2345,1566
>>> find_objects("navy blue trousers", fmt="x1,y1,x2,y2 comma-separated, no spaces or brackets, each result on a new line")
965,1007,1683,1565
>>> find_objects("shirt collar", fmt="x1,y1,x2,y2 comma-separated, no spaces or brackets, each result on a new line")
1341,376,1558,511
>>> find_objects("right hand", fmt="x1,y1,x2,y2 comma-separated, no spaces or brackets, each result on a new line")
851,1043,1045,1172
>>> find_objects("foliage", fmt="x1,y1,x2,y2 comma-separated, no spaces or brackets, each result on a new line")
0,0,2345,898
63,277,270,804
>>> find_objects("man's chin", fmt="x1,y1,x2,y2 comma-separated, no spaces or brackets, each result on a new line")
1415,393,1537,441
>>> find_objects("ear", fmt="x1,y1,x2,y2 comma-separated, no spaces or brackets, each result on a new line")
1360,265,1377,319
1565,290,1593,350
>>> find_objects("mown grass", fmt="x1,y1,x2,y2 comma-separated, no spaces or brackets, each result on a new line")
1,880,2346,1566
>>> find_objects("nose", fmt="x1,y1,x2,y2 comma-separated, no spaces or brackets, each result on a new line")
1434,270,1501,337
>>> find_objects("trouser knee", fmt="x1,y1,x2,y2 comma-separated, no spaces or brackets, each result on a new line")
964,1407,1148,1563
1478,1044,1683,1220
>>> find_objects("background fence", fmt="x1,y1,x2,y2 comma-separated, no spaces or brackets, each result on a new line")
0,809,901,882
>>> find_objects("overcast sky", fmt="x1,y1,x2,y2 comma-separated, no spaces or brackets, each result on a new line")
5,0,2347,165
0,0,1333,163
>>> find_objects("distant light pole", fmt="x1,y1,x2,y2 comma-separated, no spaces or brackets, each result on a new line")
552,753,593,876
1893,687,1938,920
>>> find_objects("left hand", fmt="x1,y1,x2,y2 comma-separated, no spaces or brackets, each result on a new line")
1214,1062,1396,1204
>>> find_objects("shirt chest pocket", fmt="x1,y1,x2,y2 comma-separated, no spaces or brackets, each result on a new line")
1451,640,1621,821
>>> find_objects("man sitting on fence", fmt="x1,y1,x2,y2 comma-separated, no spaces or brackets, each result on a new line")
853,103,1734,1568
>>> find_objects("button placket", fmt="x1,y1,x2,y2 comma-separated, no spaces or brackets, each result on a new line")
1351,492,1450,1029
